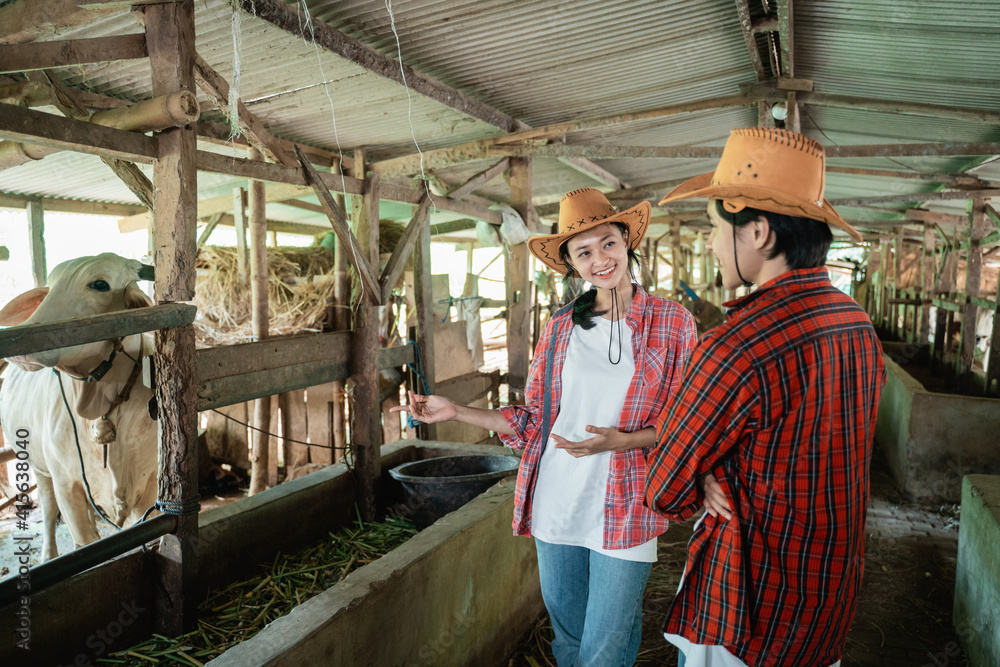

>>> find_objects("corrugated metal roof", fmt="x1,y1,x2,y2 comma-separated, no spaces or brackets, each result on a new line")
0,0,997,233
302,0,758,126
796,0,1000,109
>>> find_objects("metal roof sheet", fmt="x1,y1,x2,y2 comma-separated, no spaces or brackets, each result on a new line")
0,0,996,234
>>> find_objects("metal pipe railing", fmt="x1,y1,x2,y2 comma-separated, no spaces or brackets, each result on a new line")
0,513,175,608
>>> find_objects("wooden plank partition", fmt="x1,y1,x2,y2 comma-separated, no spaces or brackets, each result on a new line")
0,303,196,358
195,333,414,410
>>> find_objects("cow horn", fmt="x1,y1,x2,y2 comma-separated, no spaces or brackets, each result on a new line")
138,264,155,281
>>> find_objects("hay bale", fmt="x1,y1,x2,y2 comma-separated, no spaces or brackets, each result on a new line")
193,245,339,346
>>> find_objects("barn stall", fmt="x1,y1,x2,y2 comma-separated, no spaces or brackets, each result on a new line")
0,0,998,665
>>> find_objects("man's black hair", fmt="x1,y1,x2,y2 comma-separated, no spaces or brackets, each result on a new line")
558,221,640,329
714,199,832,270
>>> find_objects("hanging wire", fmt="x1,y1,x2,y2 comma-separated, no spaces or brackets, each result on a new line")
385,0,438,217
299,0,368,309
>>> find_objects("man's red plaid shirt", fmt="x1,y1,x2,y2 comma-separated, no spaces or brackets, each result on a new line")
499,286,696,549
646,268,886,666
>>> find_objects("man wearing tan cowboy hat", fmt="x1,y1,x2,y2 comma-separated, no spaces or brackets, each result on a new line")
394,188,697,666
645,128,886,667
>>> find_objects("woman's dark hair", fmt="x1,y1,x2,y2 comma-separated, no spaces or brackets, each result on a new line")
558,221,641,329
714,199,832,270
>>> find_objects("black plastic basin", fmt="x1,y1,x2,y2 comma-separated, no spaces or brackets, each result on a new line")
389,454,520,528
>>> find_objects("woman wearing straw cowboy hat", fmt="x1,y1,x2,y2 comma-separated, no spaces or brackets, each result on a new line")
644,128,886,667
393,187,697,666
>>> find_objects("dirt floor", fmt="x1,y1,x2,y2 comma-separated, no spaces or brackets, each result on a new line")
507,446,968,667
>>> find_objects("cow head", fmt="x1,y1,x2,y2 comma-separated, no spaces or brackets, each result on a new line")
0,253,154,375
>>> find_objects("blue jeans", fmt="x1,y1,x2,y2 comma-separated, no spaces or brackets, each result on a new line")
535,538,652,667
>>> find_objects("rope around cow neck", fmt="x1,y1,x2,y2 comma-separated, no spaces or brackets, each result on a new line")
54,368,122,533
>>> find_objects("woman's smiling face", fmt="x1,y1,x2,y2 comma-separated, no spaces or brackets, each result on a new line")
563,223,631,290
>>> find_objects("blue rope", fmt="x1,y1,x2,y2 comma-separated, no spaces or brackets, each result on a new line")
405,340,430,429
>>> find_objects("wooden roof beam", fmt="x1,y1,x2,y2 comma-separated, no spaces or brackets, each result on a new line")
0,90,198,169
118,153,502,231
0,102,160,163
445,158,510,200
905,208,969,226
0,0,118,45
294,145,380,305
776,0,794,78
746,85,1000,124
193,54,297,168
832,190,1000,207
0,34,147,74
373,94,758,177
827,165,999,189
485,141,1000,161
734,0,768,81
0,192,144,217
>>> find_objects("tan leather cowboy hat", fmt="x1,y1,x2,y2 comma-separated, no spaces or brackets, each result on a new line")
659,128,862,242
528,188,650,275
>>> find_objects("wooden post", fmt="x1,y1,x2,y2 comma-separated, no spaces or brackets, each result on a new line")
786,91,801,134
651,240,659,291
331,192,349,462
671,219,682,297
413,194,436,439
866,243,880,320
961,199,988,375
920,222,935,343
248,146,270,496
349,150,381,521
889,225,906,340
506,157,532,403
306,383,334,465
232,187,248,284
27,199,45,286
142,0,199,635
877,235,889,331
280,389,308,480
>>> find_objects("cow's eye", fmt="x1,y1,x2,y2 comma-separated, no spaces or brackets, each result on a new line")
88,280,111,292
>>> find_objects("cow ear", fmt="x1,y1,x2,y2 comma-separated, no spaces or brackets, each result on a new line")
125,285,153,309
0,288,48,326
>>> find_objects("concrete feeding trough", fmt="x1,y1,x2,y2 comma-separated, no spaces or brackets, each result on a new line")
0,441,542,666
875,350,1000,503
207,462,541,666
954,475,1000,666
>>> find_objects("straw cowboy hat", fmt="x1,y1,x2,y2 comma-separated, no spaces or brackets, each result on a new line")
659,127,862,242
528,188,651,275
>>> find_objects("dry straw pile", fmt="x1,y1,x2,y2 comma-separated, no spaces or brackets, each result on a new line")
193,245,339,346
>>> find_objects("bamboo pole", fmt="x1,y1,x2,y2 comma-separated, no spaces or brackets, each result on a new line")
248,146,270,496
413,196,436,439
233,187,248,284
332,194,348,463
0,89,198,170
27,199,45,287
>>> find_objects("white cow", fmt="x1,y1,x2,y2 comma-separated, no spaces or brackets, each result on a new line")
0,253,158,560
976,309,995,373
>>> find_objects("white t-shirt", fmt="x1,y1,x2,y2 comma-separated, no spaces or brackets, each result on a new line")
530,314,658,562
